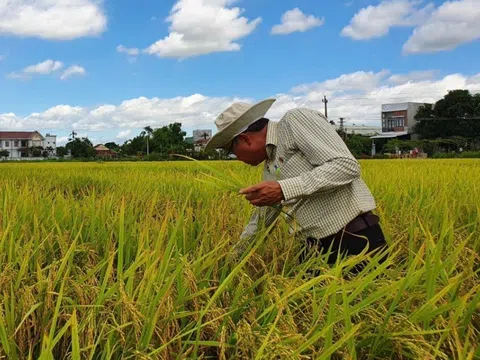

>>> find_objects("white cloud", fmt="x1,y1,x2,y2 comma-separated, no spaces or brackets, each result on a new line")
388,70,437,84
0,55,5,61
8,59,64,79
144,0,261,58
117,45,140,56
8,60,85,80
403,0,480,54
0,0,107,40
56,136,70,146
271,8,324,35
292,70,390,94
25,60,64,74
2,71,479,140
341,0,434,40
61,65,86,80
116,130,132,140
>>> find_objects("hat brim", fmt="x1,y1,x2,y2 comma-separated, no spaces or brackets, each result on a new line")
204,98,276,152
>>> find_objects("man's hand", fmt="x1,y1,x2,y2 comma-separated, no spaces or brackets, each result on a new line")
239,181,284,207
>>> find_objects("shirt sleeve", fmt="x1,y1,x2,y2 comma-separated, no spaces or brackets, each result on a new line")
234,206,281,255
240,206,281,239
277,109,361,201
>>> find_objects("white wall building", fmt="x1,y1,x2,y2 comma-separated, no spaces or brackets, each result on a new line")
0,131,57,159
381,102,428,134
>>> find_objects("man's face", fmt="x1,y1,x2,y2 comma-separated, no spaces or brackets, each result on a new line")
232,133,268,166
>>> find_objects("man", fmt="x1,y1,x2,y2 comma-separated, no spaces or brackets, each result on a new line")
205,99,387,270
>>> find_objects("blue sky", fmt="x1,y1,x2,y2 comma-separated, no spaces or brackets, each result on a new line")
0,0,479,145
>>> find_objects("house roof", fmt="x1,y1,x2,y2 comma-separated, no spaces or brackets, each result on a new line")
370,131,409,139
0,131,44,140
94,144,110,151
94,144,117,152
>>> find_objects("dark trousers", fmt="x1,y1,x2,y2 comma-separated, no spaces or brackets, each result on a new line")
300,221,388,275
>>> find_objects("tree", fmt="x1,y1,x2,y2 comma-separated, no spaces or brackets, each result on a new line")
121,136,147,156
66,138,95,158
104,142,121,152
29,146,44,157
45,146,54,157
69,130,78,141
56,146,68,158
121,123,188,159
150,123,187,156
141,126,153,155
0,150,9,158
414,90,480,145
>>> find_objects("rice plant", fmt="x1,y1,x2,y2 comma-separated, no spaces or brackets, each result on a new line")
0,159,479,359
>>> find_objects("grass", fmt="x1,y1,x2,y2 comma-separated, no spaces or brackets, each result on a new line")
0,159,479,359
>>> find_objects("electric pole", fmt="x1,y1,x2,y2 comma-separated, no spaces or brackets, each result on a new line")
322,95,328,119
339,117,346,140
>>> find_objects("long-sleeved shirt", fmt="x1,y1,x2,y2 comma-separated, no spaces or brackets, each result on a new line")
240,108,376,243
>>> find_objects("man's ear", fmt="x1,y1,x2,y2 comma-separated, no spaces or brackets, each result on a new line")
237,133,252,145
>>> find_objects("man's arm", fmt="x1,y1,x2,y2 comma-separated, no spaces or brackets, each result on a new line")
277,109,361,201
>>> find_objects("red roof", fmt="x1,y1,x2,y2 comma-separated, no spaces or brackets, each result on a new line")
0,131,43,140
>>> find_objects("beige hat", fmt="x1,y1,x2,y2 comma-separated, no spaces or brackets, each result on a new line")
204,98,276,152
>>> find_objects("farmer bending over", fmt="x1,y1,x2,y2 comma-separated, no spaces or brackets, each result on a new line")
204,99,387,271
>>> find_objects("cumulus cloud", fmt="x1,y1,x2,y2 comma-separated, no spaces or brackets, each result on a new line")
8,59,64,79
403,0,480,54
388,70,438,84
8,60,85,80
271,8,324,35
117,45,140,56
144,0,261,58
0,0,107,40
25,59,63,74
2,71,480,139
116,130,132,140
341,0,434,40
61,65,86,80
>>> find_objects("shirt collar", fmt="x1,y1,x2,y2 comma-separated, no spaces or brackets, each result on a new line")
266,121,278,147
265,121,278,160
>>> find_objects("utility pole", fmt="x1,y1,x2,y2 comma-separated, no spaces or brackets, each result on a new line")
322,95,328,119
339,117,346,140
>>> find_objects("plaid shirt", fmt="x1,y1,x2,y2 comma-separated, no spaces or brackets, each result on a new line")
240,108,376,243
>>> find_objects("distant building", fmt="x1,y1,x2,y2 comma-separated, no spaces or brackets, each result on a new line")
340,125,381,136
94,144,118,158
0,131,57,159
366,102,431,157
191,129,212,152
371,102,431,144
380,102,429,134
193,129,212,143
184,136,194,145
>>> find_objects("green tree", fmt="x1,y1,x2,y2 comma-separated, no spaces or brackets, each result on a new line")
414,90,480,143
141,126,153,155
66,138,95,158
121,136,146,156
56,146,68,158
0,150,9,158
29,146,44,157
344,134,372,157
150,123,187,156
104,142,121,152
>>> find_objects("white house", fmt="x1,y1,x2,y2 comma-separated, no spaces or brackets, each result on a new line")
0,131,57,159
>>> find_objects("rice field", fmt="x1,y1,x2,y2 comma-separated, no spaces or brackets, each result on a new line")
0,160,479,359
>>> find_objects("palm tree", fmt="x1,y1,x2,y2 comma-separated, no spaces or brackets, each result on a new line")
69,130,77,141
141,126,153,155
